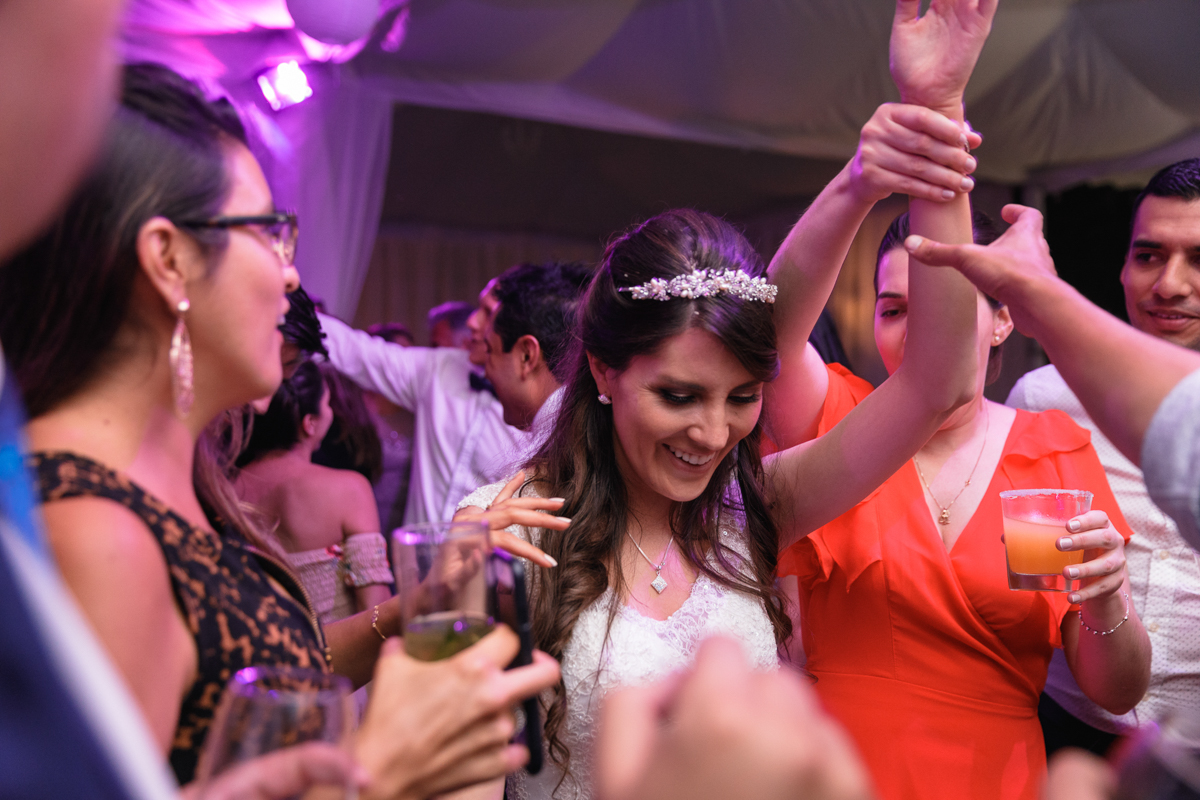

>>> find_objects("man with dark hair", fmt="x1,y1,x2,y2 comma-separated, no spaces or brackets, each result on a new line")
475,261,594,439
318,304,529,525
427,300,475,349
1002,158,1200,756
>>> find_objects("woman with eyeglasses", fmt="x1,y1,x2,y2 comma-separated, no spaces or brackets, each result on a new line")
0,63,562,792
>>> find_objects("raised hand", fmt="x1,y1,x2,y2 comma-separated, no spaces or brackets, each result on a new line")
890,0,999,117
455,472,568,568
903,204,1058,332
849,103,981,205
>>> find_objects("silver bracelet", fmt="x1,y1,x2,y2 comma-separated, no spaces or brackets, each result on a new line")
1077,590,1130,636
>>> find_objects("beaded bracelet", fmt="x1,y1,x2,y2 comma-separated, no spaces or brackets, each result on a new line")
1078,590,1129,636
371,604,388,641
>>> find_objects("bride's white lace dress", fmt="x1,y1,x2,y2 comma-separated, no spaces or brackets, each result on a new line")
459,481,780,800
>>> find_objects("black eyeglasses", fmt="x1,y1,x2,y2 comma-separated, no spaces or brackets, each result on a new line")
175,212,299,266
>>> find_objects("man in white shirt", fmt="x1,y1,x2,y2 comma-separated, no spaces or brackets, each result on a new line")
471,261,594,452
1007,160,1200,755
319,310,529,525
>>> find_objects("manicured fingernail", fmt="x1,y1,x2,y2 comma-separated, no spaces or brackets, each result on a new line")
960,176,975,191
959,132,969,148
1068,520,1081,532
941,189,956,200
1058,537,1073,550
964,155,977,171
544,555,558,567
549,497,565,503
904,235,924,251
1068,593,1081,603
1066,567,1080,579
560,517,572,525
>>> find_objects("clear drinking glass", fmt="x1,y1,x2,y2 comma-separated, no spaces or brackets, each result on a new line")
1000,489,1092,592
195,666,354,796
392,519,494,661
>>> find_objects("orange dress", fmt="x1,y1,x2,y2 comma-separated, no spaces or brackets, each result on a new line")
778,365,1132,800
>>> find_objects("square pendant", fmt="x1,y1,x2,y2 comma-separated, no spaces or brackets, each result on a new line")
651,575,668,594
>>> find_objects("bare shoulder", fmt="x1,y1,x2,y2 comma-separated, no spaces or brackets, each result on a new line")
304,463,375,502
43,495,173,586
41,495,196,746
296,463,379,534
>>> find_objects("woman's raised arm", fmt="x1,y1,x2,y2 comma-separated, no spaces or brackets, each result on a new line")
765,102,980,446
768,0,995,542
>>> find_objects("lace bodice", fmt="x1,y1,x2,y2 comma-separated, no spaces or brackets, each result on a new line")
459,481,779,800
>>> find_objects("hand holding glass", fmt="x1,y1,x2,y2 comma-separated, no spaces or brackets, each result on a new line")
1000,489,1091,593
392,520,494,661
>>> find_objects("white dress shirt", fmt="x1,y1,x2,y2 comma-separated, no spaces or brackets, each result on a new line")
1008,365,1200,732
525,385,564,459
1144,367,1200,552
319,313,529,526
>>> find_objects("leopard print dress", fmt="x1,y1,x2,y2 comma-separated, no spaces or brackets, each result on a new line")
32,451,329,784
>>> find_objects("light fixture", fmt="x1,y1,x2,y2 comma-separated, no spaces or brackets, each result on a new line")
257,61,313,111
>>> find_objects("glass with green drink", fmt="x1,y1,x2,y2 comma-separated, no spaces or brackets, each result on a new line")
392,519,494,661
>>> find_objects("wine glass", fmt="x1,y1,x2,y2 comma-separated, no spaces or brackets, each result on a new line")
195,666,354,797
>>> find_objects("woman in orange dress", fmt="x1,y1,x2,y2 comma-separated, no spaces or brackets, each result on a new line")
777,251,1146,798
770,213,1151,799
761,4,1151,797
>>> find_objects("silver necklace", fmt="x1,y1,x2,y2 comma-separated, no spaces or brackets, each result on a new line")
912,404,990,526
626,531,675,594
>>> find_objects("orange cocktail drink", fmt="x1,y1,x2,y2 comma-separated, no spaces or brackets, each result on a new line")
999,489,1092,593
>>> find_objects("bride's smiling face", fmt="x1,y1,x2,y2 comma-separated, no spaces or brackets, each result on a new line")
590,326,763,508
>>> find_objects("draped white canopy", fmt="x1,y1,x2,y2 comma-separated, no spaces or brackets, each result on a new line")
121,0,1200,316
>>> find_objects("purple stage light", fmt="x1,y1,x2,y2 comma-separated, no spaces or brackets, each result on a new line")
257,61,313,111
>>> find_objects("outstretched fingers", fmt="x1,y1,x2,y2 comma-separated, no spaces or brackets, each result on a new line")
492,529,558,568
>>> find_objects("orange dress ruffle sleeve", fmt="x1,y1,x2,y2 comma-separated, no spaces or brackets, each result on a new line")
778,365,1132,800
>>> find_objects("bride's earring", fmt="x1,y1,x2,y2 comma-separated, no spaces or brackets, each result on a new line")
170,298,194,418
598,393,611,405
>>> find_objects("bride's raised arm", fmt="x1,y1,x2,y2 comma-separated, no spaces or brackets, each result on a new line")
767,0,997,543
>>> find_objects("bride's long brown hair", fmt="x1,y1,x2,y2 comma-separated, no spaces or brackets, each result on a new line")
521,209,791,777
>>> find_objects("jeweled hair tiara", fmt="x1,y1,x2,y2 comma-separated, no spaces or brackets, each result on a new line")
617,269,778,303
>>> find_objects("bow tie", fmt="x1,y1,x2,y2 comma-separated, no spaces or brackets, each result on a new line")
469,372,498,398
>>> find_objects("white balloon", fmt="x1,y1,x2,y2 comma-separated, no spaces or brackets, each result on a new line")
287,0,381,45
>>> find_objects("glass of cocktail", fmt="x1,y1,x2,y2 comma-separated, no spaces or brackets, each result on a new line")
1000,489,1092,592
392,520,494,661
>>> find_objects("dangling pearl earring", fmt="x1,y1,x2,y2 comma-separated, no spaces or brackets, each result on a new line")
598,393,611,405
170,298,194,418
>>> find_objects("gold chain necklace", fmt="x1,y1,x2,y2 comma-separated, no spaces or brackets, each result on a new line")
912,404,990,526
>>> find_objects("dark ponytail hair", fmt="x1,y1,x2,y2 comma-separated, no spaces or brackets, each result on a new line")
522,209,790,776
239,360,327,464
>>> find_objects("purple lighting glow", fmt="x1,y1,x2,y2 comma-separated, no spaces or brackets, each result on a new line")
257,61,313,111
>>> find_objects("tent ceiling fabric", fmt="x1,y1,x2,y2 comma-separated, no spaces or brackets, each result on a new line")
350,0,1200,184
123,0,1200,185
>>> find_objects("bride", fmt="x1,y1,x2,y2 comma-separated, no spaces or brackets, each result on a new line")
459,137,986,800
457,3,997,797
